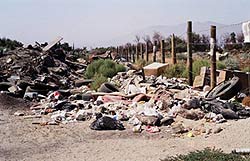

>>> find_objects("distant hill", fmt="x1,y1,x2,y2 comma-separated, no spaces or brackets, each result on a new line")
100,21,242,47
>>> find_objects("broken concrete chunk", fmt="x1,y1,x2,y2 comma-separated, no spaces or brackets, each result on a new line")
143,62,168,76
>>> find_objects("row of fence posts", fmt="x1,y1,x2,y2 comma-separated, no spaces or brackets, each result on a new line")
115,21,217,88
116,37,177,64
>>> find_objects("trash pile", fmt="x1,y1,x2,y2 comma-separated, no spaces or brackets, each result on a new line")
0,46,87,100
1,43,250,137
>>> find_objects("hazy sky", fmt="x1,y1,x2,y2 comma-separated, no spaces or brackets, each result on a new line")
0,0,250,47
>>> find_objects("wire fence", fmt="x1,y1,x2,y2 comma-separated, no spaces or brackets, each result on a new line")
117,19,250,63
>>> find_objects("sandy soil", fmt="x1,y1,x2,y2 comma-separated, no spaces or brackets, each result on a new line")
1,94,250,161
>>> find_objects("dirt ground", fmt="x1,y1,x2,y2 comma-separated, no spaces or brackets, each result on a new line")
1,94,250,161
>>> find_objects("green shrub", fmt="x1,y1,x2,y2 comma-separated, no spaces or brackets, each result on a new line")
135,59,147,69
163,59,227,79
85,59,126,79
164,63,187,78
162,148,250,161
116,63,127,73
223,58,240,70
0,37,23,49
90,74,107,91
192,59,210,76
240,53,250,59
85,59,126,90
217,61,226,70
176,53,187,61
243,67,250,72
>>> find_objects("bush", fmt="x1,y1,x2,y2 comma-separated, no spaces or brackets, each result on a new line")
217,61,226,70
163,59,227,79
224,44,243,51
176,53,187,61
243,67,250,72
135,59,147,69
164,63,187,78
192,59,210,77
240,53,250,60
85,59,126,90
90,74,107,91
85,59,126,79
223,58,240,70
0,37,23,50
162,148,250,161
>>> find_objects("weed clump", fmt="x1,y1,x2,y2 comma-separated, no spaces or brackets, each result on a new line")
243,66,250,72
164,59,211,79
223,58,240,70
85,59,126,90
217,61,226,70
85,59,126,79
90,74,107,91
164,63,187,78
162,148,250,161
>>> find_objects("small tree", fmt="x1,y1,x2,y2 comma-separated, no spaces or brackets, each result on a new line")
142,35,152,44
174,35,187,53
237,32,244,43
201,34,209,44
221,33,231,44
230,32,236,43
134,35,140,43
222,32,243,50
152,32,163,42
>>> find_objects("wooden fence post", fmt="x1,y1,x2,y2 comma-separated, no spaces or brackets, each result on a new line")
161,39,165,63
146,42,149,62
136,44,139,61
140,43,144,60
132,45,135,63
125,46,129,62
116,46,119,54
171,34,177,64
153,41,157,62
211,25,217,88
187,21,193,86
128,46,131,62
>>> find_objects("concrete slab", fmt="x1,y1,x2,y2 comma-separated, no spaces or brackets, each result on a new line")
143,62,168,76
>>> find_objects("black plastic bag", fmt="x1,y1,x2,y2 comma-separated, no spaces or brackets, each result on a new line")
90,114,125,130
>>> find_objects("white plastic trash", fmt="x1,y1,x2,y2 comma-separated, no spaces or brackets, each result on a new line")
242,21,250,43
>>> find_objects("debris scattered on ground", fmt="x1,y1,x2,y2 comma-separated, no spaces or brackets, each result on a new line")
1,41,250,138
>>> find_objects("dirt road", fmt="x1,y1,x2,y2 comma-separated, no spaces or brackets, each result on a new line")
1,95,250,161
1,108,250,161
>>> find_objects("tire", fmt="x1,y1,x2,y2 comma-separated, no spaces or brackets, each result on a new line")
206,77,242,100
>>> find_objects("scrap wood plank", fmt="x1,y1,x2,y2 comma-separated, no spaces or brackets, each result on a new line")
43,36,63,52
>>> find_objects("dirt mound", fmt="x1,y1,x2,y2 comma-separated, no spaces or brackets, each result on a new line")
0,94,31,111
